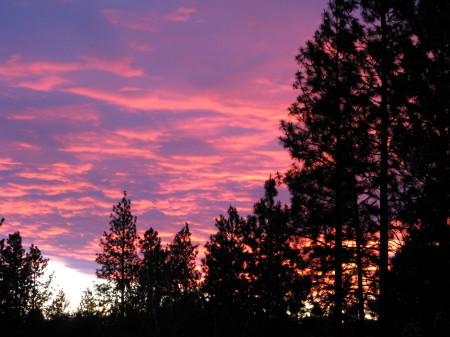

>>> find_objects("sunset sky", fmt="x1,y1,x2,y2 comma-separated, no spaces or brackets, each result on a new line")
1,0,328,307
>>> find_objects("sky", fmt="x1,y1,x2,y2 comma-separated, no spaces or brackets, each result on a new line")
1,0,328,308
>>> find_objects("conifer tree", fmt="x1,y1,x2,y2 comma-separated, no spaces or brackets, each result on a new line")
0,232,27,319
167,223,199,300
46,289,69,319
245,178,310,319
76,287,98,317
385,1,450,333
96,191,139,318
280,0,369,334
139,227,168,315
358,1,411,333
202,206,250,306
26,244,51,315
0,231,51,320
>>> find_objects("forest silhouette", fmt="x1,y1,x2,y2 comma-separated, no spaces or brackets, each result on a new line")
1,0,449,336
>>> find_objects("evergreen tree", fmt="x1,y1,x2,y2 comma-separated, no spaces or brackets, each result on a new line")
281,0,371,334
76,287,98,317
96,191,140,318
202,206,250,306
167,223,199,301
0,231,51,321
46,289,70,319
139,227,168,319
245,178,310,319
0,232,29,319
25,244,51,315
386,0,450,333
358,1,412,333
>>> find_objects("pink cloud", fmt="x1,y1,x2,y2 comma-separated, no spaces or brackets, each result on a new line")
10,163,93,185
17,75,70,91
63,86,283,121
102,9,159,32
0,54,144,86
127,41,154,52
6,181,97,197
6,104,101,124
0,186,29,198
14,172,65,182
165,8,197,22
79,55,145,77
16,142,42,151
0,54,80,77
114,129,167,142
0,158,22,171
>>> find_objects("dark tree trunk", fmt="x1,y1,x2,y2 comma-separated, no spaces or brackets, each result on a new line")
379,7,390,336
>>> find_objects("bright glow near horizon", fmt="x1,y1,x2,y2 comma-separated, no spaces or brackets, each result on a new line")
46,260,98,311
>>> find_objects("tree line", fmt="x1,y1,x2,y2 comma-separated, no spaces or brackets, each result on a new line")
1,0,448,336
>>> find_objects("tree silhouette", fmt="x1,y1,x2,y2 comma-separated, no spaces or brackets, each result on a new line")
96,191,139,318
358,1,411,333
202,206,250,307
245,178,310,319
385,1,450,334
0,231,51,322
167,223,199,301
280,0,369,334
0,232,27,319
138,226,167,335
46,289,70,319
76,287,98,317
26,244,51,315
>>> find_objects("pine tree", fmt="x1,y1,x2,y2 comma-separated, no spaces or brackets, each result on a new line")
202,206,250,306
139,227,167,317
46,289,69,319
76,287,98,317
167,223,199,301
25,244,51,315
358,1,412,333
96,191,139,318
0,231,51,320
245,178,310,319
386,1,450,333
280,0,370,334
0,232,28,319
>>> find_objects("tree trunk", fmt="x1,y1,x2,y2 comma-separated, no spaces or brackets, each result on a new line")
379,6,390,336
354,183,365,336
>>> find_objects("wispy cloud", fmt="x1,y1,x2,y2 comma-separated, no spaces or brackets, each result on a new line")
165,8,197,22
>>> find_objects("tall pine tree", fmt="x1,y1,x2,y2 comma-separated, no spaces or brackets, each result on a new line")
96,191,139,318
281,0,370,334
